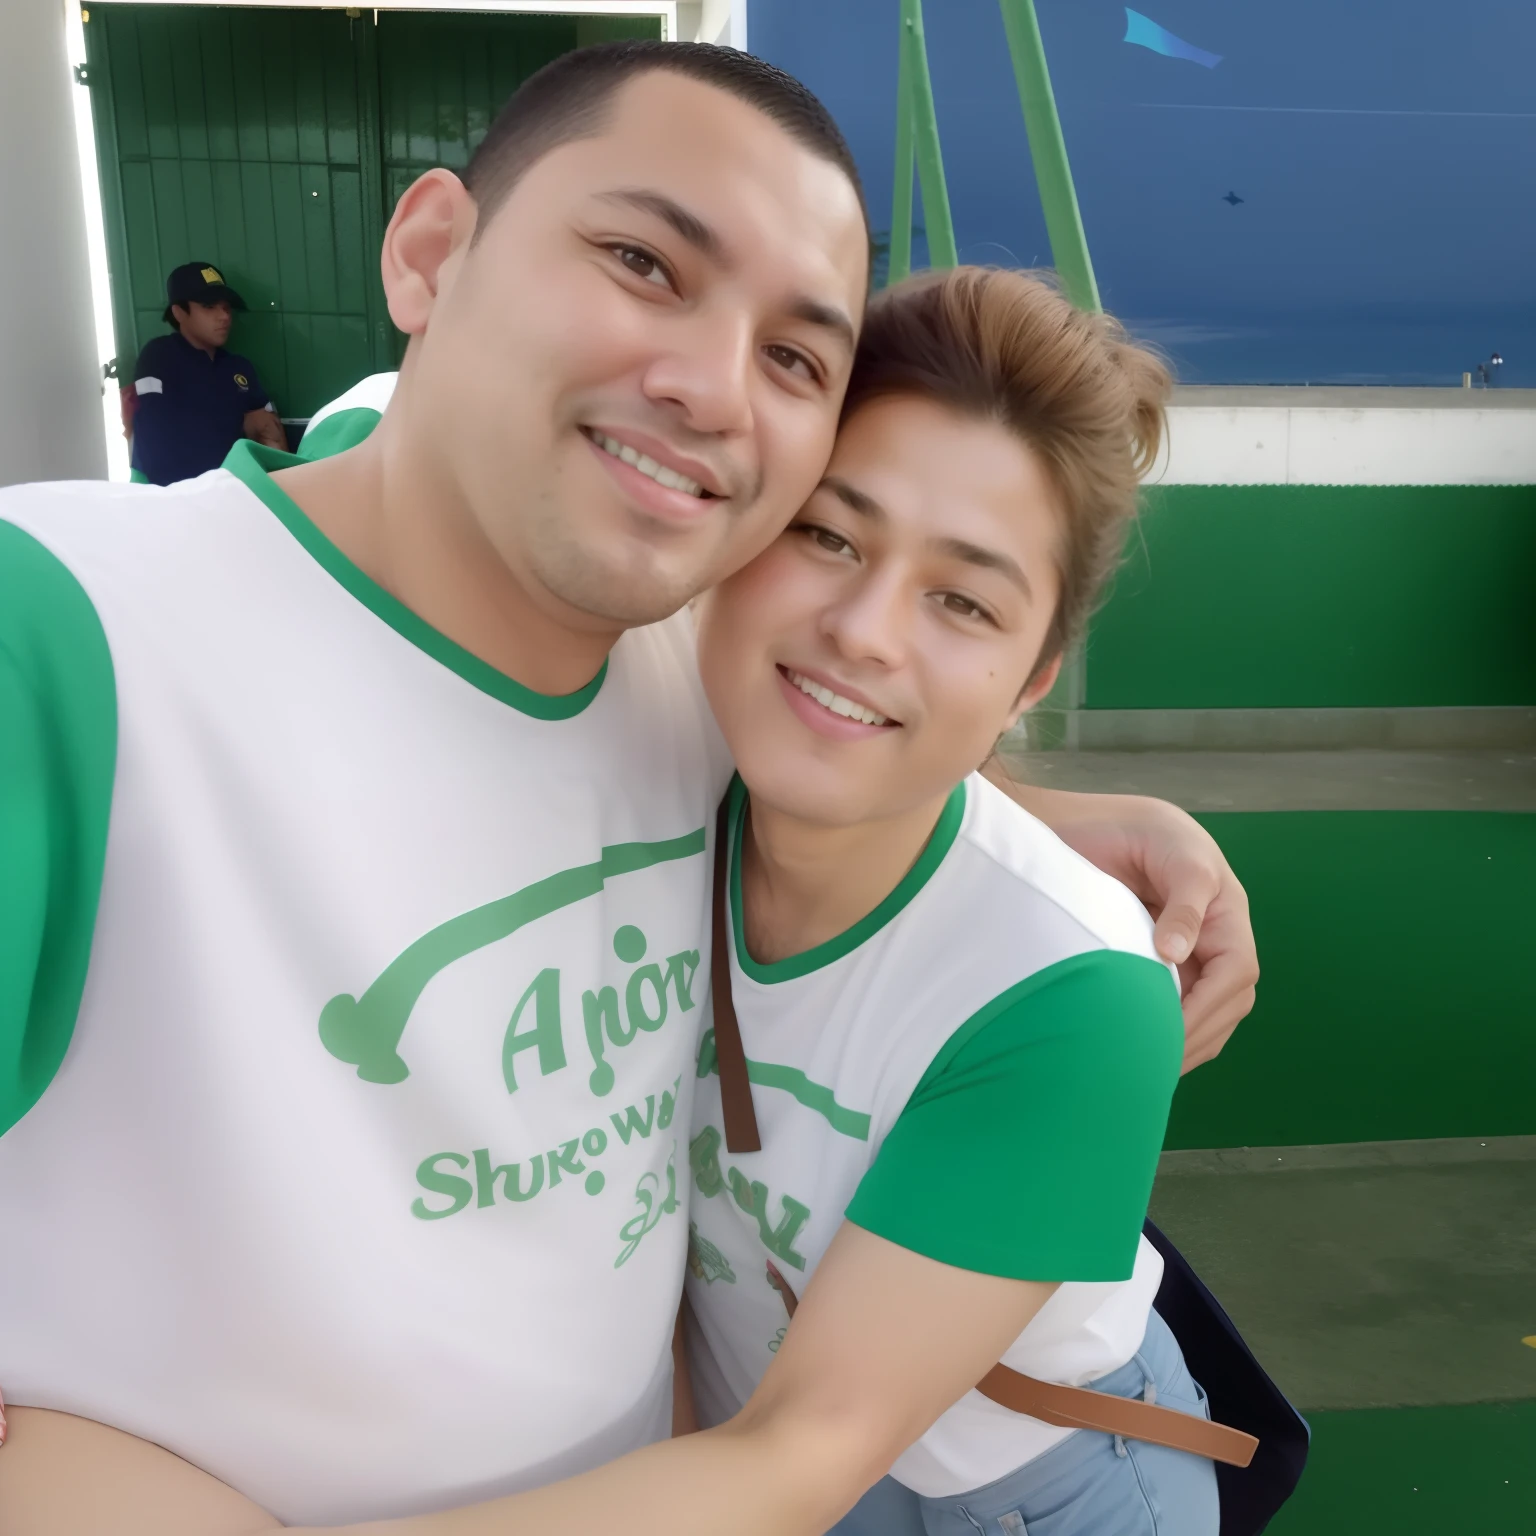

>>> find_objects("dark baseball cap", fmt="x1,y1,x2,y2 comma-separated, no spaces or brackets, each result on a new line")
163,261,247,322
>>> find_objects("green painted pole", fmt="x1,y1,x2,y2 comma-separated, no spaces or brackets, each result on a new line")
902,0,957,269
888,8,915,285
997,0,1100,312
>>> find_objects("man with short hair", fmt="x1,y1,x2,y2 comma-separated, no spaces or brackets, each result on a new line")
129,262,287,484
0,42,1255,1531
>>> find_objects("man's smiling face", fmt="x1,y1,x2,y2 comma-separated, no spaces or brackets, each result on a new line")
406,70,870,629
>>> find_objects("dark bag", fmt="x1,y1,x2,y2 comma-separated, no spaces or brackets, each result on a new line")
1143,1218,1311,1536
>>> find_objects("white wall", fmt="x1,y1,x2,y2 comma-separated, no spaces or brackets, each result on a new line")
1155,395,1536,487
679,0,741,44
0,0,107,486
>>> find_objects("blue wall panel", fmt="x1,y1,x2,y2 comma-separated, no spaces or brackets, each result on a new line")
752,1,1536,386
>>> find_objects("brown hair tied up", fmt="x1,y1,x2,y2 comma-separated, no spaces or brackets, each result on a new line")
842,267,1172,682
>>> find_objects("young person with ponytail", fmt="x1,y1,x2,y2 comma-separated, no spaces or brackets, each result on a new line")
675,267,1219,1536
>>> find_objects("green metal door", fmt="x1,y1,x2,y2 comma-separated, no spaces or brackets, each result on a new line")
84,6,662,418
375,11,661,364
84,4,389,420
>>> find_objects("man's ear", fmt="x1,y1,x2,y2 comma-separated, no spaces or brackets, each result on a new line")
1004,650,1064,734
380,168,479,337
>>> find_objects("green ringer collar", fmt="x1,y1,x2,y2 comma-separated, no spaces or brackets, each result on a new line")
727,774,967,984
224,440,606,720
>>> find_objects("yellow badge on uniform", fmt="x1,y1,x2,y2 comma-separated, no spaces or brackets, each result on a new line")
201,266,224,284
233,373,249,389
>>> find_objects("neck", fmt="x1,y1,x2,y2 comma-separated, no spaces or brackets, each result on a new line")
739,787,952,965
184,332,215,358
268,374,621,696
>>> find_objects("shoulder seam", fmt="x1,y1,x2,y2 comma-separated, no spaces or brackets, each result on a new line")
950,813,1154,960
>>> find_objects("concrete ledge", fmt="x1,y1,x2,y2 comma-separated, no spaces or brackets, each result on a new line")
992,748,1536,812
1014,706,1536,752
1172,387,1536,410
1159,1135,1536,1178
1156,392,1536,485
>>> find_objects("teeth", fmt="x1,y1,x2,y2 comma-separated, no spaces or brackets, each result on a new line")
590,432,706,498
786,670,890,727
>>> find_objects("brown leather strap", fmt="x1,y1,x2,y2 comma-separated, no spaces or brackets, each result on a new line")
976,1364,1258,1468
712,799,761,1154
710,797,1255,1471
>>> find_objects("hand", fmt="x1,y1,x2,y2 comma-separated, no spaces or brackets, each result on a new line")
1054,795,1257,1072
243,406,289,452
983,773,1258,1072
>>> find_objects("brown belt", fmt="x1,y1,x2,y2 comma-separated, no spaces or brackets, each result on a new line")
709,802,1258,1472
974,1365,1256,1467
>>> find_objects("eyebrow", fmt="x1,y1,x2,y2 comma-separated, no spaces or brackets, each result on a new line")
790,298,857,356
598,188,726,261
820,475,885,518
819,478,1034,601
600,189,856,357
934,536,1034,602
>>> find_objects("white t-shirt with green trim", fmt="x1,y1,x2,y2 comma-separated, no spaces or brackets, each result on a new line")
297,369,398,459
0,444,732,1523
685,775,1185,1497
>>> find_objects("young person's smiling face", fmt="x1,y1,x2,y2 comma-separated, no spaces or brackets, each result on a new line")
395,70,870,630
697,394,1066,828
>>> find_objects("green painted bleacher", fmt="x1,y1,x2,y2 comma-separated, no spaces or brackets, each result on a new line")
1009,464,1536,1533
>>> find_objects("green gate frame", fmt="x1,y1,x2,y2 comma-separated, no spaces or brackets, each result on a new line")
888,0,1100,315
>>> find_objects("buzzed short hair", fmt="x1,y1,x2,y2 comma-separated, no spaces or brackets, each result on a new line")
462,40,868,239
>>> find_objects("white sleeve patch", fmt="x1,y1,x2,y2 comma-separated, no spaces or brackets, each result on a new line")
264,401,277,412
135,377,163,395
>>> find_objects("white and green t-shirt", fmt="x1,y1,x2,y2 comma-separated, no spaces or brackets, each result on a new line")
296,369,398,459
685,775,1184,1498
0,441,731,1522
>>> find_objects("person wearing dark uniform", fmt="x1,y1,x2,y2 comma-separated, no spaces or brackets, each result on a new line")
129,262,287,485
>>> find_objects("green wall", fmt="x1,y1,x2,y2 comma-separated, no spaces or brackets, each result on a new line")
1085,485,1536,709
1269,1403,1535,1536
375,11,657,366
85,5,386,419
84,6,661,418
1165,811,1536,1151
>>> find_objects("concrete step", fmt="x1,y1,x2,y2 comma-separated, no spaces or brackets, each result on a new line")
1149,1135,1536,1414
1015,706,1536,753
993,746,1536,812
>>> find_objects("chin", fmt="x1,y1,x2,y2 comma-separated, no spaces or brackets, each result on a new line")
737,755,880,829
534,537,701,628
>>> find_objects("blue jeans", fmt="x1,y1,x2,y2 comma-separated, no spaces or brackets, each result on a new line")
829,1310,1220,1536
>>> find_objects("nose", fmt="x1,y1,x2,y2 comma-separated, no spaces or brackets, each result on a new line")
819,568,910,673
639,306,754,438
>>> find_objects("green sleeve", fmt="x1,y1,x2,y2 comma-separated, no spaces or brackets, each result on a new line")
845,950,1183,1282
0,520,117,1136
297,406,381,461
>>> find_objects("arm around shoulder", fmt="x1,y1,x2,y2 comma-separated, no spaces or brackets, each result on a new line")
982,759,1259,1071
